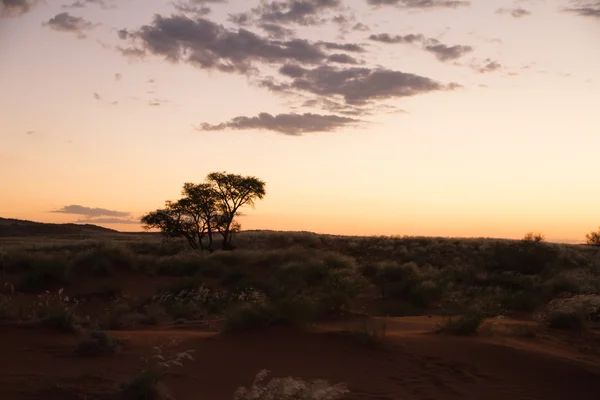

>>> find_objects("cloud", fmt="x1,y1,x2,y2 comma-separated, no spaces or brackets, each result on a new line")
52,205,131,218
265,64,453,106
317,41,365,52
496,7,531,18
259,23,295,38
94,92,101,100
474,59,502,73
122,15,328,73
62,0,115,9
423,41,473,61
370,33,472,61
366,0,470,8
76,218,140,224
327,53,360,64
115,73,122,81
564,2,600,18
149,99,170,106
369,33,424,44
117,46,146,60
172,0,212,15
231,0,342,26
196,112,359,135
44,12,96,38
1,0,38,17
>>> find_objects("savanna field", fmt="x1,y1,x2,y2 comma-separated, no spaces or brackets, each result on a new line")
1,227,600,399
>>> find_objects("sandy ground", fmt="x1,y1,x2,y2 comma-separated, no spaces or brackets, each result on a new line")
1,316,600,400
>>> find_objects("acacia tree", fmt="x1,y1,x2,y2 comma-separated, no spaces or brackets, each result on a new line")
141,172,266,251
207,172,266,250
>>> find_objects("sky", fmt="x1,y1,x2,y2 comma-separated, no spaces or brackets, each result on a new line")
0,0,599,243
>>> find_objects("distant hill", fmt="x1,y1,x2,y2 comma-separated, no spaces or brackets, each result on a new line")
0,217,119,237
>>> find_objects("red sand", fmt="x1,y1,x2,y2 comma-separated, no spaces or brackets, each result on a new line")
1,317,600,399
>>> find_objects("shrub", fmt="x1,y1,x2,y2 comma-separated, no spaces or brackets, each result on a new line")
345,318,387,348
75,330,119,356
234,370,349,400
70,243,136,276
523,232,545,243
435,310,485,336
32,289,80,332
539,295,600,330
118,344,194,400
17,256,71,292
585,227,600,247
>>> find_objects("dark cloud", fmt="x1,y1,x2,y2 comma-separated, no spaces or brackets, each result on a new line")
266,64,453,106
122,15,328,73
26,130,35,135
367,0,470,8
196,112,359,135
62,0,115,9
1,0,38,17
564,2,600,18
352,22,369,31
76,218,139,224
94,92,101,100
424,41,473,61
115,73,122,81
117,28,129,39
475,59,502,73
369,33,424,44
45,12,96,38
327,53,360,64
259,22,295,38
317,41,365,52
496,7,531,18
370,33,472,61
53,205,131,218
230,0,342,26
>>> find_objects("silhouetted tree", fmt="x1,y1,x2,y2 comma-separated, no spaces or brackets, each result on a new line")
207,172,266,250
141,172,266,251
585,227,600,247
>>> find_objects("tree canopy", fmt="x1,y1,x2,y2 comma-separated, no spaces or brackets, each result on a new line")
140,172,266,251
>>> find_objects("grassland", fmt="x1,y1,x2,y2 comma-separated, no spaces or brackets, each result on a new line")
1,230,600,399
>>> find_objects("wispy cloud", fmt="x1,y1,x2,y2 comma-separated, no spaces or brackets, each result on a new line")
1,0,38,17
369,33,473,62
496,7,531,18
62,0,116,9
52,204,131,218
230,0,342,27
75,217,139,224
564,1,600,18
196,112,359,135
366,0,470,9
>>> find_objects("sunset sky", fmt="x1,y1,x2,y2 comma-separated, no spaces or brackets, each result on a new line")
1,0,599,242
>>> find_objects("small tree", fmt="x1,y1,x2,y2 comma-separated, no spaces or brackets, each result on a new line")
206,172,266,250
523,232,545,243
585,227,600,247
141,172,266,251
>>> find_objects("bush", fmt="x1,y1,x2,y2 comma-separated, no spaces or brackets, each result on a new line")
539,295,600,330
234,370,348,400
70,243,136,276
435,310,485,336
75,330,119,356
32,289,80,332
345,318,387,348
17,256,71,292
118,344,194,400
522,232,545,243
585,227,600,246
